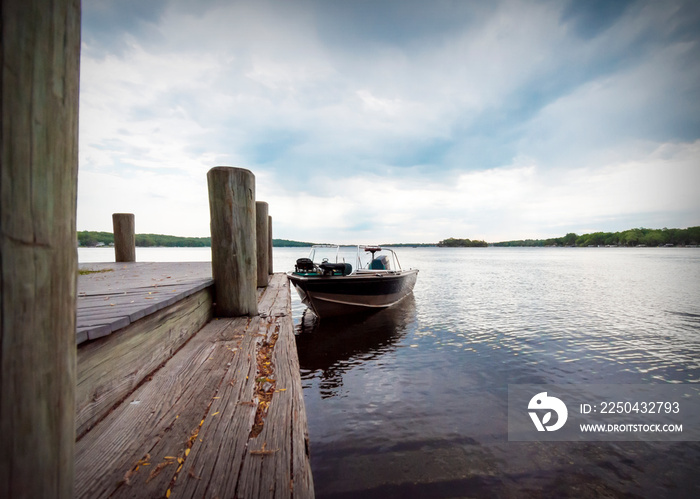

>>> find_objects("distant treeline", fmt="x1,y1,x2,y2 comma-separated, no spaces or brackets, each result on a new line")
381,243,436,247
437,238,488,247
79,226,700,249
77,231,114,246
493,226,700,247
78,231,211,247
78,231,314,248
273,238,315,247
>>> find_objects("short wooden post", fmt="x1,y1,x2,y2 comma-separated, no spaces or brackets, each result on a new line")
0,0,80,497
208,167,257,316
256,201,269,287
268,215,274,274
112,213,135,262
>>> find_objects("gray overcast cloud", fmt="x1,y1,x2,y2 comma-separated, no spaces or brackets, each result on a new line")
78,0,700,243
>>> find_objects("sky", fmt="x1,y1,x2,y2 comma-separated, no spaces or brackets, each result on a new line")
78,0,700,244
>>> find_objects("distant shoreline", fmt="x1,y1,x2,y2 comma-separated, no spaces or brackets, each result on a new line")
78,225,699,248
77,231,314,248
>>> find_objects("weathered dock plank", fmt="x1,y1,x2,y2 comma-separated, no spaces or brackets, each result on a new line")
78,262,212,292
77,262,213,344
76,262,215,437
75,317,244,497
75,273,314,499
76,286,214,438
235,300,312,498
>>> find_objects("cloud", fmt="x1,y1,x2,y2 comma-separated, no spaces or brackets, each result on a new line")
78,0,700,242
254,139,700,244
561,0,637,39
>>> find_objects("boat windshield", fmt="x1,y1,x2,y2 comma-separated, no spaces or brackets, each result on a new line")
307,245,340,264
305,245,403,273
355,246,402,272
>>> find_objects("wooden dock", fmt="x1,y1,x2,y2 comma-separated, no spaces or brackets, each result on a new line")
2,12,293,494
75,263,314,498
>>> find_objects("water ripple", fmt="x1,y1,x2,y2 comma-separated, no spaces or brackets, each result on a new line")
288,247,700,497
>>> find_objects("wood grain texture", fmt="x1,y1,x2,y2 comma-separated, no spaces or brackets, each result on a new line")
269,215,274,274
75,317,247,499
76,287,213,438
0,1,81,497
256,201,269,287
207,166,257,316
76,262,213,344
112,213,136,262
75,274,314,499
234,275,314,499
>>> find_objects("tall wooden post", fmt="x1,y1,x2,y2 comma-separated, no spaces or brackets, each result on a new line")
112,213,135,262
208,167,257,316
268,215,273,274
0,1,80,498
256,201,269,287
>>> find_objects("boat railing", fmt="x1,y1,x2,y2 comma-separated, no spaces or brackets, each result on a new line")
355,245,403,273
304,245,411,276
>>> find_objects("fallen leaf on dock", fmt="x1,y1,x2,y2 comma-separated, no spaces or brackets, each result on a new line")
187,428,200,447
124,453,151,485
250,442,278,456
146,460,174,483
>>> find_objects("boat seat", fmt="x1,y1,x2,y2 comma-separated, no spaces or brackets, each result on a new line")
369,255,389,270
319,262,352,276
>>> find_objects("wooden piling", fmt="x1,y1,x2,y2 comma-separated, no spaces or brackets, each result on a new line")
112,213,135,262
256,201,269,287
0,0,81,497
207,167,257,316
268,215,274,274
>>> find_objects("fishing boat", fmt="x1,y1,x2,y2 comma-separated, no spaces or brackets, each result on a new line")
287,245,418,318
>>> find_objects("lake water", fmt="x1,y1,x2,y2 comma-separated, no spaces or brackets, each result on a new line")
78,246,700,497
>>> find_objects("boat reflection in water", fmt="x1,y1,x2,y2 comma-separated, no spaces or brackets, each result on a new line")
295,294,417,398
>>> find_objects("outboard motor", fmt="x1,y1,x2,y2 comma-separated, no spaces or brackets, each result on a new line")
295,258,315,273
